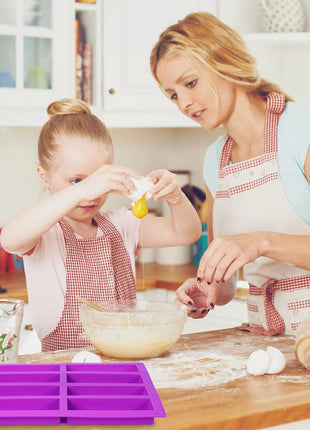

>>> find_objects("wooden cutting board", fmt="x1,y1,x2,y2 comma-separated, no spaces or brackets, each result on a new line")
16,327,310,430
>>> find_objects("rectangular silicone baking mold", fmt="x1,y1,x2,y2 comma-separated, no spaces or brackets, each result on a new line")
0,362,166,425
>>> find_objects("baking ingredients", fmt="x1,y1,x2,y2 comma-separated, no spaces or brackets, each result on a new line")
131,194,148,219
247,346,286,375
127,176,153,219
79,300,187,359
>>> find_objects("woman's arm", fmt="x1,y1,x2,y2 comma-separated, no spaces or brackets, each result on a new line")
139,169,201,248
197,146,310,284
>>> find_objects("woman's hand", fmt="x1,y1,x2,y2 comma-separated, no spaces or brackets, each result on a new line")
197,232,265,284
175,274,237,318
147,169,182,204
175,278,212,319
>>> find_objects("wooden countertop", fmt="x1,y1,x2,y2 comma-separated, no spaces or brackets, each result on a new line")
0,263,248,303
15,328,310,430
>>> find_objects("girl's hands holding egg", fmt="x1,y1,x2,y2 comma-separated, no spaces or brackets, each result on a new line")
147,169,182,204
76,164,139,202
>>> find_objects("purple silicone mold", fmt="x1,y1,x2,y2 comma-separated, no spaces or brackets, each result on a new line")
0,362,166,425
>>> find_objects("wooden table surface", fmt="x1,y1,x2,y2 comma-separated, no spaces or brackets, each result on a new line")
14,327,310,430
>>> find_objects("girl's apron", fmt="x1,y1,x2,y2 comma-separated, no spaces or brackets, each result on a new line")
42,213,136,351
213,92,310,336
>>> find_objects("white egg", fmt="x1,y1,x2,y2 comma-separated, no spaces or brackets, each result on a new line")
266,346,286,374
72,351,102,363
127,176,153,201
247,349,270,375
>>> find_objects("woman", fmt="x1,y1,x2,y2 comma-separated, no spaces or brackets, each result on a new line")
150,12,310,335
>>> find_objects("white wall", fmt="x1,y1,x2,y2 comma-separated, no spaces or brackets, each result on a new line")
0,126,221,226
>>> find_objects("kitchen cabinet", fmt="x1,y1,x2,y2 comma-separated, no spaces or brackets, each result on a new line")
0,0,71,125
102,0,310,127
232,0,310,103
1,0,310,127
0,0,101,126
102,0,216,127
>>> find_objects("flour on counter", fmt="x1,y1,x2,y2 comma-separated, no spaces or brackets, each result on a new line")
142,348,247,389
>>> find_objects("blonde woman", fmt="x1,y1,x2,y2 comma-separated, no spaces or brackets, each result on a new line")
0,98,201,351
150,12,310,335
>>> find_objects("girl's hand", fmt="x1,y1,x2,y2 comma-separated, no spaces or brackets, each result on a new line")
147,169,182,204
197,232,264,284
76,164,140,202
174,278,213,319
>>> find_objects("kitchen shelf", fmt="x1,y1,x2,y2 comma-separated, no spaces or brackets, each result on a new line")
75,2,97,12
245,31,310,45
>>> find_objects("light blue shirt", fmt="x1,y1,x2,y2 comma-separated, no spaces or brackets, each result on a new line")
203,101,310,225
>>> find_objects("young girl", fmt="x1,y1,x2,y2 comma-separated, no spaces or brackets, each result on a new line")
0,98,201,351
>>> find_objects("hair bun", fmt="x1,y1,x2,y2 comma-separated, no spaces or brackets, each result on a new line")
47,98,91,117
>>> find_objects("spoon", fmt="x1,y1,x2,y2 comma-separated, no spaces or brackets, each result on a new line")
76,296,107,312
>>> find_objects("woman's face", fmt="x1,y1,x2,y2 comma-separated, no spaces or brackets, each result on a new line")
156,55,236,130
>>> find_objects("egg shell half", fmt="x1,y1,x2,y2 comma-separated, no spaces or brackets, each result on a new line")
127,176,153,201
247,349,270,375
72,351,102,363
266,346,286,374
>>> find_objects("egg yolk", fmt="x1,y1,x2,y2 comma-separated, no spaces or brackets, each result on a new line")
131,194,148,219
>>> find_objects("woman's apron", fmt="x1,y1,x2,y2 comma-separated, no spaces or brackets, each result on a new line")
41,213,136,351
213,92,310,336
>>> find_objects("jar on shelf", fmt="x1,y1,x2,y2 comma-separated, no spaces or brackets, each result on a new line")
259,0,306,33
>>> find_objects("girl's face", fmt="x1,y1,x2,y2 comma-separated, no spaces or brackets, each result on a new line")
156,55,236,130
39,135,112,222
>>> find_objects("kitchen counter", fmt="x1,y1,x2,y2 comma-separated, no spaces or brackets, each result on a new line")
0,263,248,303
14,327,310,430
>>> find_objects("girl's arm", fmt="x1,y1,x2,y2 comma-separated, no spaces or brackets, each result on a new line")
0,185,85,254
138,169,201,248
0,165,138,254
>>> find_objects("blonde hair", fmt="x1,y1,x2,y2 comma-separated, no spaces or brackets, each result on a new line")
38,98,113,169
150,12,292,101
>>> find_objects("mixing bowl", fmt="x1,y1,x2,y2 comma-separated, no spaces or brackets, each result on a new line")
79,299,187,359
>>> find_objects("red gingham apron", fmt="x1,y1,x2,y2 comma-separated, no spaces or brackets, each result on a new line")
41,213,136,351
213,92,310,335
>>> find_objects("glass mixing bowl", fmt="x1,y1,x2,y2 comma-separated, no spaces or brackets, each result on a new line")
79,299,187,359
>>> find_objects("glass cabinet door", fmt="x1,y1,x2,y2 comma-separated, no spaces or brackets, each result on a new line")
0,0,52,89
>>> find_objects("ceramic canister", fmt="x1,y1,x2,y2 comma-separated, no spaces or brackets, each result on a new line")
260,0,306,32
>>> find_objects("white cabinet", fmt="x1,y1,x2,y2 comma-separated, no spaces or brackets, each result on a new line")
0,0,71,125
1,0,310,127
102,0,217,127
0,0,101,126
217,0,310,103
102,0,310,126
